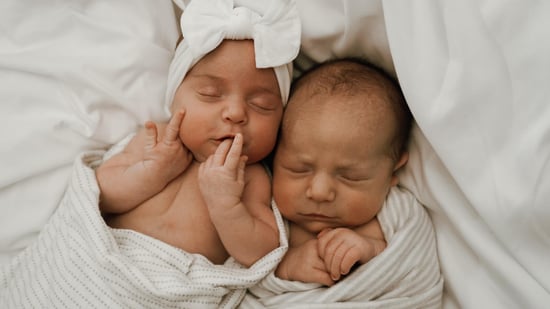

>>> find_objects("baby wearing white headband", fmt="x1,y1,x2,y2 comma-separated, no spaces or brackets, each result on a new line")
166,0,300,111
96,0,300,272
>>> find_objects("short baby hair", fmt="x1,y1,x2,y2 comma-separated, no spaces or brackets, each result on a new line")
287,58,413,161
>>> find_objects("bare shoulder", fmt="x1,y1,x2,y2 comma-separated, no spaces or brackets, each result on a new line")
243,163,277,229
242,163,272,210
244,163,273,194
244,163,270,181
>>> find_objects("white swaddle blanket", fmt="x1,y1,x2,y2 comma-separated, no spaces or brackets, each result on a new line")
240,187,443,308
0,150,288,308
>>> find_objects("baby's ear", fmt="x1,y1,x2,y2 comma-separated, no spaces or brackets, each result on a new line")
390,152,409,186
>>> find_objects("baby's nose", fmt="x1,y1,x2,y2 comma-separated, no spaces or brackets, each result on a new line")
306,173,336,202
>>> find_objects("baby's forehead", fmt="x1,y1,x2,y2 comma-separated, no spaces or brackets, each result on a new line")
283,92,396,141
288,89,389,118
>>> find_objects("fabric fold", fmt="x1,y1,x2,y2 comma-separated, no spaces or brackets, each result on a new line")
0,149,288,309
241,187,443,308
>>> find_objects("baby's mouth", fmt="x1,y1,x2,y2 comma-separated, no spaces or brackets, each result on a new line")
303,213,334,221
214,134,235,144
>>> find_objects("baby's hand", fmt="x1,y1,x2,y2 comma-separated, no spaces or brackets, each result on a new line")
143,109,192,181
275,239,335,287
198,133,247,212
317,228,385,282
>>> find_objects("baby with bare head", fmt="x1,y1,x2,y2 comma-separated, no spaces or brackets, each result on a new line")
271,58,413,285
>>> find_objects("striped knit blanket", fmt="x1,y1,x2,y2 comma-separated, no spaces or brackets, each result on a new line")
0,151,288,309
241,187,444,308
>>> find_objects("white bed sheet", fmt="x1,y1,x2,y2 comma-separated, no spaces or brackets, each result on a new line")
2,0,549,308
382,1,550,307
0,0,179,264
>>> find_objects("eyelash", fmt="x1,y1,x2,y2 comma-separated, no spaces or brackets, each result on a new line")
340,175,363,182
249,101,277,112
283,165,309,174
198,91,220,97
285,166,366,183
197,94,277,113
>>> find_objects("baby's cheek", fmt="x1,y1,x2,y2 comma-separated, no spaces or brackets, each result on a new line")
246,140,274,163
273,181,296,213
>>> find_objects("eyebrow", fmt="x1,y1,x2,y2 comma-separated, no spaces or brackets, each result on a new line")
255,86,281,98
336,160,376,172
186,73,223,82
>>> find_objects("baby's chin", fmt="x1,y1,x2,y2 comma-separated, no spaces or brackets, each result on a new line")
240,151,267,165
301,222,341,235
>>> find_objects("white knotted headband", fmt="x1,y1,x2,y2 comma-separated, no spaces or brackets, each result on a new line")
165,0,301,116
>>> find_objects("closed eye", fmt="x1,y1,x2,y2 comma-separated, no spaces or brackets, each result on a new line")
341,176,363,183
197,89,221,97
196,90,222,102
194,82,223,100
248,95,281,113
249,100,278,112
282,165,310,175
338,173,371,183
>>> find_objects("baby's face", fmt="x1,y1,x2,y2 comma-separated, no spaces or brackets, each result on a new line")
272,95,399,234
172,40,283,163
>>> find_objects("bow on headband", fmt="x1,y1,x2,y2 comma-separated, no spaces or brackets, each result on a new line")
181,0,301,68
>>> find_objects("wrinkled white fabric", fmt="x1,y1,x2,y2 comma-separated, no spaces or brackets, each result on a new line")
241,187,443,308
0,0,180,266
164,0,301,115
1,149,289,309
382,1,550,308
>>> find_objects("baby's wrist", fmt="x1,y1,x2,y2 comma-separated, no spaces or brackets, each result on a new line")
274,262,290,280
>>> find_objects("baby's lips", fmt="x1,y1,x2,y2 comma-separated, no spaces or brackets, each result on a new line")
227,133,245,147
217,132,239,141
215,135,234,144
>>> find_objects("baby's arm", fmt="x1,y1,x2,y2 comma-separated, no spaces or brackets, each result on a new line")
97,110,192,214
198,134,279,267
317,219,387,281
